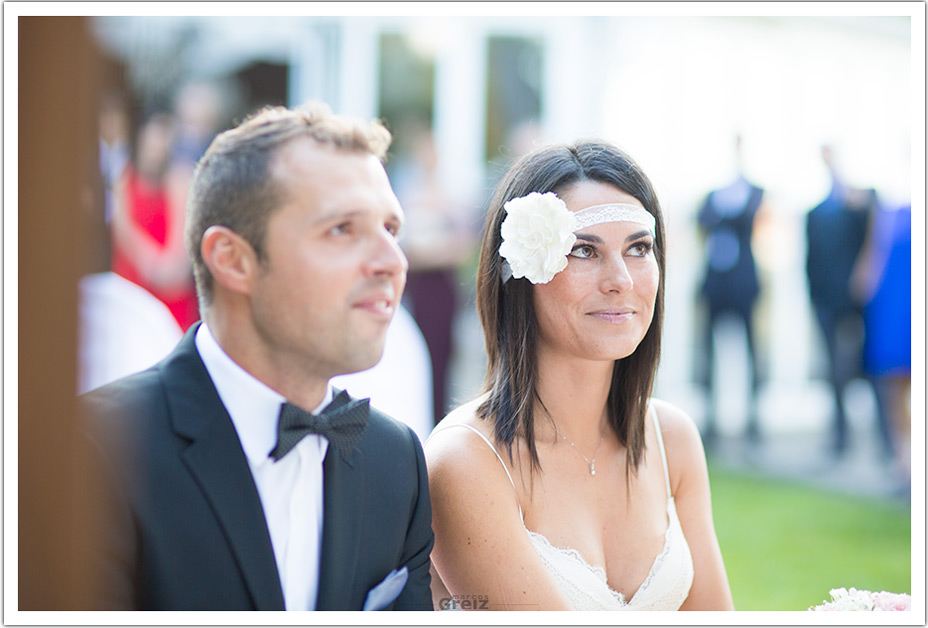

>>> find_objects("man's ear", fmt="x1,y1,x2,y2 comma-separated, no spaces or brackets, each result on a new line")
200,226,259,296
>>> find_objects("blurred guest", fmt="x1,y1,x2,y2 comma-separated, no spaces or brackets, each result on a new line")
172,80,226,166
804,146,874,458
111,112,199,330
391,125,476,424
162,81,229,296
78,272,183,394
166,80,228,207
98,91,131,224
853,201,911,479
695,136,765,446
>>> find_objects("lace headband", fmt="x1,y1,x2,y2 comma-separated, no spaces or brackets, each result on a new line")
573,203,656,232
499,192,656,284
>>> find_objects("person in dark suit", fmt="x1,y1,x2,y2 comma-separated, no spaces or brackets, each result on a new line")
79,103,434,610
805,145,875,457
695,166,765,447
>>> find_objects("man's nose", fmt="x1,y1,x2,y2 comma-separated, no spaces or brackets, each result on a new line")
365,228,408,277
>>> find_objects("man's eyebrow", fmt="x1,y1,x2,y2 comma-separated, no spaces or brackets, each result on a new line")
312,207,404,226
311,209,363,224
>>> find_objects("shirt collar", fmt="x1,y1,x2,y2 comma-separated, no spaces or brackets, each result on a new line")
195,323,333,466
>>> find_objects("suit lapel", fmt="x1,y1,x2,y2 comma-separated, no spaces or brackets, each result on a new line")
162,325,286,610
315,443,364,610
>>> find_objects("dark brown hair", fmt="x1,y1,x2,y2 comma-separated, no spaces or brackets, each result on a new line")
475,140,666,476
185,102,392,310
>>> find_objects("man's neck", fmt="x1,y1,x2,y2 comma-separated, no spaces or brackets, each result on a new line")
203,311,330,411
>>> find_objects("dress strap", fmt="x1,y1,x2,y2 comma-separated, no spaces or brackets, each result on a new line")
650,404,673,499
435,423,524,521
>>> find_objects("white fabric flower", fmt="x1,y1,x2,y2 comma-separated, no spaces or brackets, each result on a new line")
499,192,578,284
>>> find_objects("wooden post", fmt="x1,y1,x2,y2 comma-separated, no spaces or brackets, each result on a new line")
18,16,100,610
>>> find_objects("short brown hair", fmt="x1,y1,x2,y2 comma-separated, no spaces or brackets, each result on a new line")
476,140,666,477
184,102,392,309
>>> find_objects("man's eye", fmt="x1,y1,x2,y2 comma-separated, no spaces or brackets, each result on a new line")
329,223,351,235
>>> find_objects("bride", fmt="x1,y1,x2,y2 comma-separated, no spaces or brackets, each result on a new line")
425,140,734,610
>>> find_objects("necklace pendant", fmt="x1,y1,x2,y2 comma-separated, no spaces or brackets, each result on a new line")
590,462,596,476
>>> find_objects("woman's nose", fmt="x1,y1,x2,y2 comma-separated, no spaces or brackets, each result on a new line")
601,254,633,293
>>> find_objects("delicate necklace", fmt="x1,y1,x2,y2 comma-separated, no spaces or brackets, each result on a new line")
543,414,605,476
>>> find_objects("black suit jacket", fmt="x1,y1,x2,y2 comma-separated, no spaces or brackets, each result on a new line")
805,192,871,315
697,182,764,313
79,323,434,610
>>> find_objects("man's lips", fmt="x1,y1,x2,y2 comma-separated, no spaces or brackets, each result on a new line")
353,294,395,317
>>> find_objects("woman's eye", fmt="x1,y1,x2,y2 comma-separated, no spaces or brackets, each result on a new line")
385,223,401,237
570,244,595,259
628,241,653,257
329,222,351,236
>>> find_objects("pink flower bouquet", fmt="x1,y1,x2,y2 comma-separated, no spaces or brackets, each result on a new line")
810,587,911,611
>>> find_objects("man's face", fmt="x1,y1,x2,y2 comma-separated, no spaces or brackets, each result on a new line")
247,137,408,382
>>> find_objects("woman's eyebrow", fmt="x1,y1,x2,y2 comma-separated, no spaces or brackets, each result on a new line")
575,230,653,244
575,233,603,244
626,229,653,242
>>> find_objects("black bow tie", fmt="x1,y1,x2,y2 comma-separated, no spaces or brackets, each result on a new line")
270,390,370,461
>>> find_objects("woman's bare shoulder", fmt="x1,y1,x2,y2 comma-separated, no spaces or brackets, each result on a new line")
425,398,575,609
649,398,708,489
432,394,489,430
425,393,512,488
427,395,492,447
650,398,700,439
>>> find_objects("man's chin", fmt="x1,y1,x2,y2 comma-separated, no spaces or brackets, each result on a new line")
333,348,387,377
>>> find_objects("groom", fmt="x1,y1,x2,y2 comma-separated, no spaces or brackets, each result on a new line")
79,103,433,610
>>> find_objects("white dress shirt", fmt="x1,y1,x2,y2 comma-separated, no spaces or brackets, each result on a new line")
195,323,331,610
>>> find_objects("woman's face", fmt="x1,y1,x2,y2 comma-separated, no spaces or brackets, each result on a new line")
137,118,174,176
533,180,660,364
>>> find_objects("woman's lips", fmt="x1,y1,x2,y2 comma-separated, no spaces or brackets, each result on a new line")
587,309,635,324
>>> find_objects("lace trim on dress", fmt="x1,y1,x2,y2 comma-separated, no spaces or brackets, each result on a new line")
526,529,627,607
525,496,677,608
631,499,676,601
624,497,694,611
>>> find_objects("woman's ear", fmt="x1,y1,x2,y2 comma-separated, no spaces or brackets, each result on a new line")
200,226,259,296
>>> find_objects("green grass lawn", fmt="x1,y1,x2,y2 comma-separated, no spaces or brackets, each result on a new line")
709,465,911,611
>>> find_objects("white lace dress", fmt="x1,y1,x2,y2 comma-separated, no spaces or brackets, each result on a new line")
439,407,694,610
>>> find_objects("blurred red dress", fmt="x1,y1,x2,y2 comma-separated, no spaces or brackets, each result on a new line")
111,165,199,331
